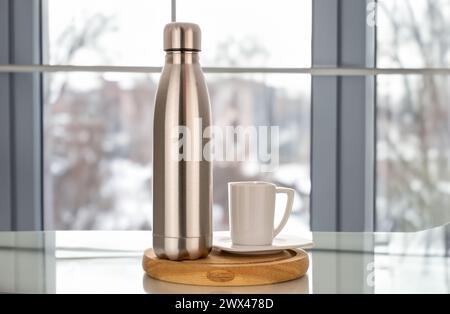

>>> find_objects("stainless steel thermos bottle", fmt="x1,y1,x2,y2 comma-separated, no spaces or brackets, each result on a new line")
153,23,212,260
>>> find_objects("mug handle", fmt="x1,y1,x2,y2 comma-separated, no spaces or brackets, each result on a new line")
273,187,295,238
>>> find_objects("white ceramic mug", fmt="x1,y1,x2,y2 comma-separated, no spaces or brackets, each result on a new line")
228,181,295,246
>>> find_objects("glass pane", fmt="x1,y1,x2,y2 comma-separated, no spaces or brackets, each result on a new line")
45,72,311,231
44,72,157,229
377,0,450,67
46,0,170,65
177,0,312,68
207,74,311,232
377,75,450,233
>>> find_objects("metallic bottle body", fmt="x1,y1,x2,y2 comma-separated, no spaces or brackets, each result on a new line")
153,52,212,260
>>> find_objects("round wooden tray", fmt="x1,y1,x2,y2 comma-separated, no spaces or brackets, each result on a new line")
142,248,309,286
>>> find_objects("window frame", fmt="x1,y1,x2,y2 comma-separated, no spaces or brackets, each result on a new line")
0,0,43,231
311,0,375,232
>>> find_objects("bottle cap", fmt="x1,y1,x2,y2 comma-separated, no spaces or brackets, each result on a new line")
164,22,201,51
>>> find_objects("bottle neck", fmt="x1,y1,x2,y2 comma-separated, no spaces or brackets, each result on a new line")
165,51,199,64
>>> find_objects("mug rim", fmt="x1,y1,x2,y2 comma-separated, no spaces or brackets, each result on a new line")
228,181,275,187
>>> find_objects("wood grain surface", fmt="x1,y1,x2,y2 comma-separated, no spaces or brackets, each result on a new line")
142,248,309,286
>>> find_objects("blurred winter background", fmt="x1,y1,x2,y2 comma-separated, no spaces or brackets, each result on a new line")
43,0,449,254
43,0,311,231
376,0,450,254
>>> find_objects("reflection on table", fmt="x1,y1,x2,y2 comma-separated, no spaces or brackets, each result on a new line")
0,225,448,293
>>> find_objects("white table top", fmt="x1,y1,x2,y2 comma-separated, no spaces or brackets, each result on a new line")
0,225,448,294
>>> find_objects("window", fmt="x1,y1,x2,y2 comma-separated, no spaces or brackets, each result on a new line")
176,0,311,68
43,72,158,229
46,0,169,66
2,0,449,239
377,0,450,232
206,74,311,231
43,0,312,230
